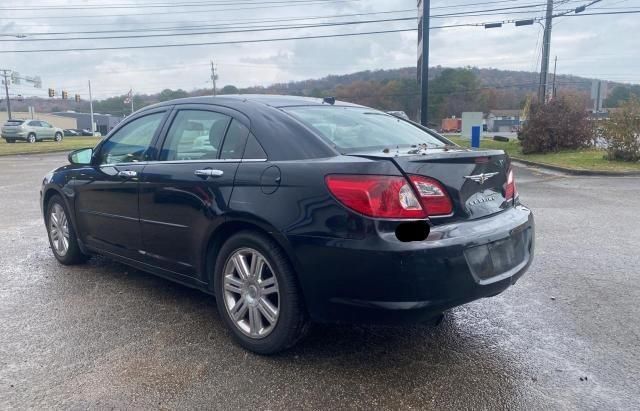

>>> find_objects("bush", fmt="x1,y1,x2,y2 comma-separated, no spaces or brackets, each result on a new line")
519,97,593,154
603,98,640,162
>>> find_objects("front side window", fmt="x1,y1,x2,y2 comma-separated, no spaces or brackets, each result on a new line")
161,110,231,161
98,112,164,165
283,106,446,152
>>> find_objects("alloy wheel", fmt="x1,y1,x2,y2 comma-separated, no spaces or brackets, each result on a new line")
48,203,69,256
222,248,280,339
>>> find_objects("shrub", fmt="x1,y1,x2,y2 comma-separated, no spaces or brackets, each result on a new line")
519,97,593,154
603,97,640,162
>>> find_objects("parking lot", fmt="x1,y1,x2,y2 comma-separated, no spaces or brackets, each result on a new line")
1,152,639,409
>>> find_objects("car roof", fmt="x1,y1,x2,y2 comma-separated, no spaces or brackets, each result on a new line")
148,94,364,109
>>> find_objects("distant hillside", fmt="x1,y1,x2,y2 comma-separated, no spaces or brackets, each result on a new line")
2,66,636,121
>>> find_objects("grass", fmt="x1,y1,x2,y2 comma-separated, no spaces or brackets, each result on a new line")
448,136,640,173
0,137,101,156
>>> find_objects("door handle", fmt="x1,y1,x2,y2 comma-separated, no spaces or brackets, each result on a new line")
194,169,224,178
117,170,138,178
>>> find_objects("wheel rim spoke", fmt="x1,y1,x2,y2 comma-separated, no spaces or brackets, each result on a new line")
222,248,280,339
258,297,278,324
260,277,278,295
49,204,70,257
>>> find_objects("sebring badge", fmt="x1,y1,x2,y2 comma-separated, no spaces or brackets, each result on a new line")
464,172,499,184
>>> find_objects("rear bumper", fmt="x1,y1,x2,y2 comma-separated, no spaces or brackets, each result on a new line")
288,205,534,324
2,132,27,140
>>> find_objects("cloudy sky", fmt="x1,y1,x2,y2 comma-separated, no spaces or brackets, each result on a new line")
0,0,638,99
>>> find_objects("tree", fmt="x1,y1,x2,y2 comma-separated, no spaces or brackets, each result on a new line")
158,88,189,102
428,68,481,121
519,96,593,154
604,85,640,108
220,85,239,94
603,97,640,162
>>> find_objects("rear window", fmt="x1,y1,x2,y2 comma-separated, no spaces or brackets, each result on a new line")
4,120,24,126
283,106,446,152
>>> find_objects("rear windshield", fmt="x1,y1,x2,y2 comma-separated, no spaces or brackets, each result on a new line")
283,106,446,152
4,120,24,126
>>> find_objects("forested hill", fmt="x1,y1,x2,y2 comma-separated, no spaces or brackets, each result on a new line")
4,66,638,122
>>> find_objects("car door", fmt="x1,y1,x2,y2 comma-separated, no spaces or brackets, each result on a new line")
73,108,169,259
28,121,41,137
138,105,251,280
40,121,54,138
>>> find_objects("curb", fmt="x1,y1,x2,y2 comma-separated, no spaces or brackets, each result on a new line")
512,157,640,176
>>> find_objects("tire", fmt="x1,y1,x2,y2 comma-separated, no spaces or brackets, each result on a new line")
54,132,63,142
45,195,88,265
213,230,309,355
27,133,36,143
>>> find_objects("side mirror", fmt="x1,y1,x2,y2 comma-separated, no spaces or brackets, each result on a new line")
68,147,93,165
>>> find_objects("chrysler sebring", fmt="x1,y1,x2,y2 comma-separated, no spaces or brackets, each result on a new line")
41,95,534,354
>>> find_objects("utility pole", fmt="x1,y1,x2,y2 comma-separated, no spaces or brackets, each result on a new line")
88,80,95,134
538,0,553,103
1,70,12,120
552,56,558,99
417,0,430,126
210,60,218,96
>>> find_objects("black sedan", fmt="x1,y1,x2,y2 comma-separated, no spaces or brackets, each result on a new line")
40,95,534,354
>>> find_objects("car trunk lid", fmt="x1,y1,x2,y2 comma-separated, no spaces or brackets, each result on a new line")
350,147,512,221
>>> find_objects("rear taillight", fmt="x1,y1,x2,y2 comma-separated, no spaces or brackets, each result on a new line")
504,168,517,202
409,175,453,216
325,175,426,219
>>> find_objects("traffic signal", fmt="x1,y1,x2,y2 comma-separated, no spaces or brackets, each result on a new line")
74,94,81,102
48,88,55,98
62,90,68,99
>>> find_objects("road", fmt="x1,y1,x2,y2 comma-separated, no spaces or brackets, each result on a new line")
1,153,639,409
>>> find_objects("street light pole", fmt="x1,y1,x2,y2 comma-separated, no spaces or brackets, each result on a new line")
418,0,430,126
1,70,12,120
88,80,95,134
538,0,554,103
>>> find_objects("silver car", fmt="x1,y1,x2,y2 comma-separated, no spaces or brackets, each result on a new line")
1,119,64,143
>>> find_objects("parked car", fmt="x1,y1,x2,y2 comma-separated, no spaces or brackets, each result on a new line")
80,129,94,136
2,119,64,143
63,129,80,136
40,95,534,354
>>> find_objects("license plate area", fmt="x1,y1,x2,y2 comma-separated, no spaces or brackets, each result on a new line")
464,228,531,284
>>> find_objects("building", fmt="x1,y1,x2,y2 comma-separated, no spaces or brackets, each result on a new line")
486,109,523,132
0,111,77,129
53,111,123,135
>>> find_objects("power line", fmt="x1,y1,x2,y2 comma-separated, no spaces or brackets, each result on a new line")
0,17,419,42
0,28,420,54
0,0,359,11
1,0,363,20
4,1,549,20
2,9,417,35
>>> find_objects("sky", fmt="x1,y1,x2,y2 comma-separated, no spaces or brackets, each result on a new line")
0,0,638,99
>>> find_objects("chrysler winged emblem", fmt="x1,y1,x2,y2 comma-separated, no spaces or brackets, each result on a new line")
464,172,499,184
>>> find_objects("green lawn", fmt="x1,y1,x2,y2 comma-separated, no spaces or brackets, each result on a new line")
448,137,640,173
0,137,101,156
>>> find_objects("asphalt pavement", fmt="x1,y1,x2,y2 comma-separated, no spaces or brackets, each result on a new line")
1,153,639,409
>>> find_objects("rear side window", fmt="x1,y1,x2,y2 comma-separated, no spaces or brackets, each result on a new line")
243,134,267,159
283,106,445,152
220,120,249,160
161,110,231,161
28,121,41,127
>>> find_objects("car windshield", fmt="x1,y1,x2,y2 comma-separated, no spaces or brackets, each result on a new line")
5,120,24,126
283,106,446,152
